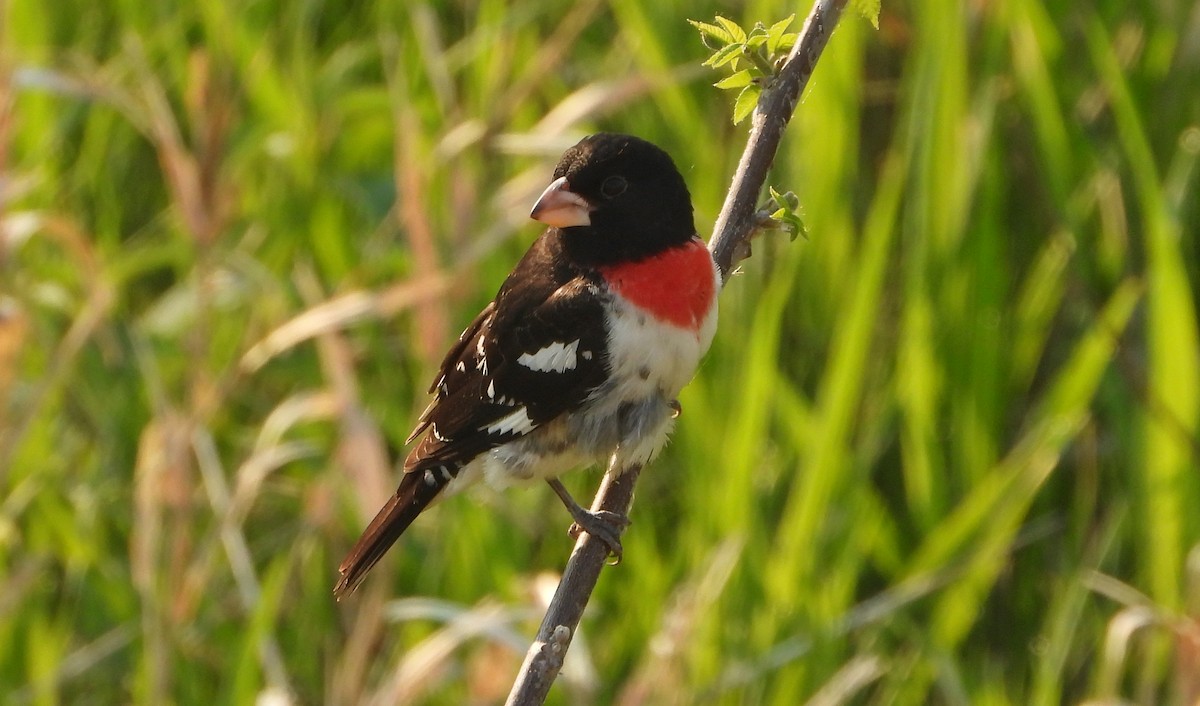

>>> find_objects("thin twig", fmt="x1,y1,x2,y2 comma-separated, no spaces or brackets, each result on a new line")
505,2,849,703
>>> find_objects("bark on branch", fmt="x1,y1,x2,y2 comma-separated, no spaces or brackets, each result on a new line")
506,2,849,703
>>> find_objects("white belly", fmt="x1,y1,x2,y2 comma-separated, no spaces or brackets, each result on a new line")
602,290,717,403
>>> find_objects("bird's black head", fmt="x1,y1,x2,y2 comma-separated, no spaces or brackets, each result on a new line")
530,133,696,267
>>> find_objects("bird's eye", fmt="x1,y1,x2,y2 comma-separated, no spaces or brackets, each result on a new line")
600,175,628,199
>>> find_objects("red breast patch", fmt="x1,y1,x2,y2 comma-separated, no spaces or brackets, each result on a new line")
599,237,717,331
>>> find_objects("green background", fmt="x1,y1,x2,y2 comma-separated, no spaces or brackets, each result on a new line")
3,0,1199,703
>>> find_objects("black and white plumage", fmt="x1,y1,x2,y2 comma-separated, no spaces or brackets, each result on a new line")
336,133,719,598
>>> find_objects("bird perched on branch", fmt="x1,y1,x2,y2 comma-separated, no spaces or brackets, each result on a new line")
335,133,719,598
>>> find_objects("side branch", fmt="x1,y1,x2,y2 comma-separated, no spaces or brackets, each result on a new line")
507,1,848,703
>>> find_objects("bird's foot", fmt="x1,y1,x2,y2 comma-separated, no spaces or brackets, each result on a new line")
567,510,630,563
547,478,630,563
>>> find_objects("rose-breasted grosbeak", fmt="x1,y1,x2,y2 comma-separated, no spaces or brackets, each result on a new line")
335,133,719,598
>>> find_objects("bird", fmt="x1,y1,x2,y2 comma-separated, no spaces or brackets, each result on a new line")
335,133,720,599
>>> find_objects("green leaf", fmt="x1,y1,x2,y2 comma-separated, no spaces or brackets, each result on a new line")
853,0,881,29
733,84,760,125
767,14,796,54
768,186,800,210
714,69,754,90
770,209,808,241
706,42,744,69
767,187,807,240
790,213,810,241
687,18,735,46
714,16,747,44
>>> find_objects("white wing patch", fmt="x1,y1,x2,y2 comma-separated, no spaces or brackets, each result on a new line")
518,340,580,373
476,334,489,375
484,406,537,436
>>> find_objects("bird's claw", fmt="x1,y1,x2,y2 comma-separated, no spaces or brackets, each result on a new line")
546,478,630,562
567,510,630,563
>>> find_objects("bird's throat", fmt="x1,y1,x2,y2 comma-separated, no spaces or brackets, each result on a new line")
598,237,716,331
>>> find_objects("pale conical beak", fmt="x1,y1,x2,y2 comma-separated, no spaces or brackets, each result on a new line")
530,176,592,228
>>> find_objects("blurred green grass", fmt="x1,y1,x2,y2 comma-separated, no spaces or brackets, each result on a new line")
3,0,1199,704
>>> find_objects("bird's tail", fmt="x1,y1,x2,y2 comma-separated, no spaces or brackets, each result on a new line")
334,469,446,599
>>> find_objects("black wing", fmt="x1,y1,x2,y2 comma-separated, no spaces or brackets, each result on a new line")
403,275,608,473
336,232,608,597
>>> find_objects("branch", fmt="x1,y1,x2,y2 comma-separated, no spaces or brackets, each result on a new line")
506,2,849,703
504,459,642,705
709,0,848,280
